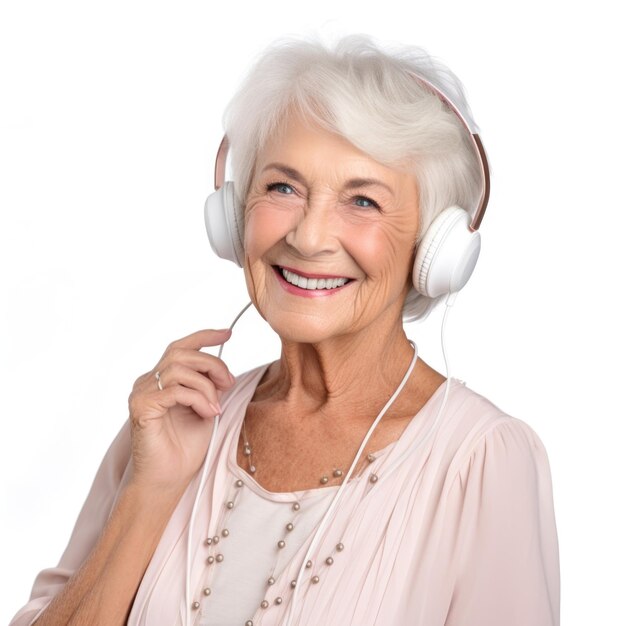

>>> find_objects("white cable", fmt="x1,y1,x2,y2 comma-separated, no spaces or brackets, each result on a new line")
217,302,253,361
376,290,457,487
183,291,457,625
283,340,419,626
284,290,457,625
183,301,253,626
184,414,221,626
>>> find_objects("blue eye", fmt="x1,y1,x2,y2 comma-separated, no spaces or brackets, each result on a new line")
354,196,380,209
266,182,295,194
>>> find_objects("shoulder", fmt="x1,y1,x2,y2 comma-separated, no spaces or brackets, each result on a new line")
436,384,561,626
440,380,553,495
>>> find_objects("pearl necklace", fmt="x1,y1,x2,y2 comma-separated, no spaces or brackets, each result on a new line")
194,475,352,622
189,343,418,625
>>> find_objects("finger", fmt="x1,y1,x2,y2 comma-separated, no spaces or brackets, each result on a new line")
162,385,220,420
133,385,220,425
156,363,223,410
158,349,235,389
167,328,232,352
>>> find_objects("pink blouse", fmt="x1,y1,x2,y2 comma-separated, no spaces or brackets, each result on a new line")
10,365,560,625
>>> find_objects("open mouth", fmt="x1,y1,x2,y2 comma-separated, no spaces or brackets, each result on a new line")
272,265,355,292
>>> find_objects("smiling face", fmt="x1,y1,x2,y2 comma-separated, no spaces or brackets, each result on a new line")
243,114,420,344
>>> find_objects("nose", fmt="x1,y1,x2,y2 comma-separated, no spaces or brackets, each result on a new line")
284,197,340,258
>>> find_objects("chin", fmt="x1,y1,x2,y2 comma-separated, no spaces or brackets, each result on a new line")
265,310,347,345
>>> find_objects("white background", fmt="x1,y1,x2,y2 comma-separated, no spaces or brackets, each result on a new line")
1,1,624,623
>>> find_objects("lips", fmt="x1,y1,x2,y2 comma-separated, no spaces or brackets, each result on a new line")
272,265,354,292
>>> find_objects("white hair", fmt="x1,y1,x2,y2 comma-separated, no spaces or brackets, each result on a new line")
222,33,484,322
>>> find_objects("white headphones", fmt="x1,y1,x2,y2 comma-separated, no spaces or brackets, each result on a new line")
204,72,490,299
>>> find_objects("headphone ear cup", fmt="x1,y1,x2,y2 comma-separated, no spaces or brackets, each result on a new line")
204,181,245,267
413,206,481,298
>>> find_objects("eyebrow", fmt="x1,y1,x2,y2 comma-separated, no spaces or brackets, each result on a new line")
261,162,395,195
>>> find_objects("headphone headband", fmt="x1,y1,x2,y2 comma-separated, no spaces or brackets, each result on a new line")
213,135,229,193
404,71,490,231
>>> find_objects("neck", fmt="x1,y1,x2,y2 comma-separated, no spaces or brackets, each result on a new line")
258,309,417,420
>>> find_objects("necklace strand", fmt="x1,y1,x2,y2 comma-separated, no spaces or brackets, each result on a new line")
192,343,418,624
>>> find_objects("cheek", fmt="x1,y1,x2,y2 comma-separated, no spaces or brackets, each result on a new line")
244,202,291,261
346,223,416,281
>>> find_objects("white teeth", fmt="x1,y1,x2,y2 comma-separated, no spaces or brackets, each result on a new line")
280,268,349,290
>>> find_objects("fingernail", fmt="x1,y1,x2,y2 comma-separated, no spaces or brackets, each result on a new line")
229,372,236,384
209,402,222,416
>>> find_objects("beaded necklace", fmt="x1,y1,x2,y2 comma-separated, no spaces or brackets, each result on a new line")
188,342,419,625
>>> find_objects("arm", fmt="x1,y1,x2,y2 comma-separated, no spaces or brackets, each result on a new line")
445,419,560,626
9,420,132,626
9,420,181,626
10,328,235,626
32,483,183,626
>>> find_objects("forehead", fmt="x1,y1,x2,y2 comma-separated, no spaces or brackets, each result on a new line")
255,114,414,188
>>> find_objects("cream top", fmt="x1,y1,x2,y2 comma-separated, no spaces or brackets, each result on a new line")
197,477,339,625
198,390,398,625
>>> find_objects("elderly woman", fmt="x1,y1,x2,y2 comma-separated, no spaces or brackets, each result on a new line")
11,35,560,626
